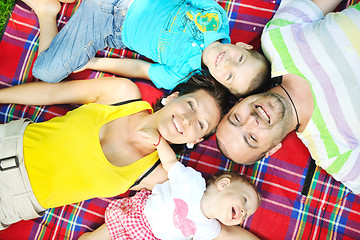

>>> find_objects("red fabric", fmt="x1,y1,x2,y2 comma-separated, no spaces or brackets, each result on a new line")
105,190,158,240
0,0,359,240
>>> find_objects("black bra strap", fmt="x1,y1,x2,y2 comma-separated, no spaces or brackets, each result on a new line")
111,98,142,106
130,159,161,188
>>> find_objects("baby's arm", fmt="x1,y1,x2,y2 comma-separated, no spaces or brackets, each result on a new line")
78,224,111,240
138,127,178,172
76,57,151,80
155,133,178,172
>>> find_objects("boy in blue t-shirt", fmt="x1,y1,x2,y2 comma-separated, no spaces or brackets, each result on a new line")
27,0,270,97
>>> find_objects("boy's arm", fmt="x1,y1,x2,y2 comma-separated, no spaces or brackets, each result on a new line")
77,57,151,80
0,77,141,106
312,0,342,15
215,224,260,240
78,224,111,240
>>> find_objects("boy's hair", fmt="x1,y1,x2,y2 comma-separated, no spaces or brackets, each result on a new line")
154,70,232,153
246,50,272,96
206,171,261,208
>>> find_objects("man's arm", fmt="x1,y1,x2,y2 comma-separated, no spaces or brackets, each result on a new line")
0,77,141,106
312,0,342,15
215,224,260,240
76,57,151,80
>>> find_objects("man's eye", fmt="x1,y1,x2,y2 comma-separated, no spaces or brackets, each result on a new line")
250,134,257,142
227,73,233,81
198,121,204,130
188,101,194,110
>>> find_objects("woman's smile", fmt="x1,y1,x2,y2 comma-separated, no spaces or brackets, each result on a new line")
172,115,184,135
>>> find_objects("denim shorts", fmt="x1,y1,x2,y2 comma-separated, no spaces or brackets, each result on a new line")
33,0,133,83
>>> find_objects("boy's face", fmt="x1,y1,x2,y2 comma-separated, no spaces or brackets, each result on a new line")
202,42,264,97
212,177,260,226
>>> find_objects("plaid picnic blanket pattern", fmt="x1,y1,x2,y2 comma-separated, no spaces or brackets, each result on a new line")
0,0,359,239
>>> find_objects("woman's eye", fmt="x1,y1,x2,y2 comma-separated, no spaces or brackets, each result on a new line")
238,55,243,63
188,101,194,110
227,73,233,81
234,114,240,123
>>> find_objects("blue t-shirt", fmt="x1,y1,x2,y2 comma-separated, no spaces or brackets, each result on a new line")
122,0,230,89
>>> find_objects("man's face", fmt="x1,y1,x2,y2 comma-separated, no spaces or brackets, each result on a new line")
216,92,293,164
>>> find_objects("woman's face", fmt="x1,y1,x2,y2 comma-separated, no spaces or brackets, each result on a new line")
158,89,221,145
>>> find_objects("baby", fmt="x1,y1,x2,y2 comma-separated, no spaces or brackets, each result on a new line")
79,127,261,239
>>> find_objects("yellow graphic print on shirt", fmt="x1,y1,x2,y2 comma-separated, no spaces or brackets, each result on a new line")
186,11,220,32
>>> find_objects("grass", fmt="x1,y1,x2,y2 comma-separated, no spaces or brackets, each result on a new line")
0,0,16,34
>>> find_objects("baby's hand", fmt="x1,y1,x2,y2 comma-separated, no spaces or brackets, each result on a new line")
138,127,161,147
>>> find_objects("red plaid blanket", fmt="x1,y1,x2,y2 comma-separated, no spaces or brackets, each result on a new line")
0,0,359,239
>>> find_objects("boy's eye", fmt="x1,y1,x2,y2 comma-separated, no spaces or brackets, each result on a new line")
227,73,233,81
188,101,195,110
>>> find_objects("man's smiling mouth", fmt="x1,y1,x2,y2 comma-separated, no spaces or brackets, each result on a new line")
255,105,270,123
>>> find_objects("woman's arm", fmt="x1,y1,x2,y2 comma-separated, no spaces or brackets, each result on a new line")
78,224,111,240
215,224,260,240
76,57,151,80
0,77,141,106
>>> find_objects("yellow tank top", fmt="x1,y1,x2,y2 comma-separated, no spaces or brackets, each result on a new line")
23,101,159,209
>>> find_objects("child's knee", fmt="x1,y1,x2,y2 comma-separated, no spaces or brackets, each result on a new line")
32,59,68,83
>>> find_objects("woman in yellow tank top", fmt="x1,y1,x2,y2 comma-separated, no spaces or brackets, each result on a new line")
0,71,230,228
0,0,261,238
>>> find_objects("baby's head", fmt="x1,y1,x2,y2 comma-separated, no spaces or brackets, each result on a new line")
202,171,261,226
202,41,271,97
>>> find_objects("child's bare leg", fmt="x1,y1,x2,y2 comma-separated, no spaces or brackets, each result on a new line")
21,0,75,54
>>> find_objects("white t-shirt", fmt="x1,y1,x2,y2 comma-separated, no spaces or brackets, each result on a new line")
261,0,360,193
144,162,221,240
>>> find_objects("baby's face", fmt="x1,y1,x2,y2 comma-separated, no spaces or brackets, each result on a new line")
213,179,260,226
202,42,265,97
